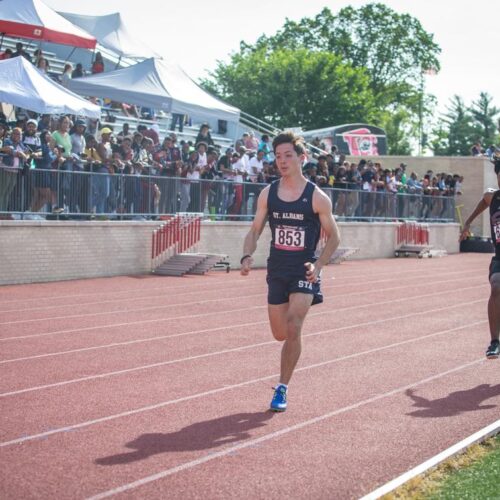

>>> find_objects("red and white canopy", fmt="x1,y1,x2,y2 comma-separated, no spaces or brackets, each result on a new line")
0,0,96,49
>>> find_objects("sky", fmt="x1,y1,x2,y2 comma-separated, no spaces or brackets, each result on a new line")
44,0,499,116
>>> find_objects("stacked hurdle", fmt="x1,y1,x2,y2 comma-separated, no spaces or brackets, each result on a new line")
151,213,202,270
395,221,432,258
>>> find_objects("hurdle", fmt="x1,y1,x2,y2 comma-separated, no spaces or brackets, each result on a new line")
395,221,432,258
151,213,202,270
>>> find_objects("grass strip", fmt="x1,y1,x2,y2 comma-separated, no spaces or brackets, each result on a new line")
382,433,500,499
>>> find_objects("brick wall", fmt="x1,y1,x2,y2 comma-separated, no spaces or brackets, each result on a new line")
0,221,156,285
0,220,460,285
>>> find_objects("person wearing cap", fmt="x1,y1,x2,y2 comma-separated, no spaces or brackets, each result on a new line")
460,154,500,359
23,119,41,151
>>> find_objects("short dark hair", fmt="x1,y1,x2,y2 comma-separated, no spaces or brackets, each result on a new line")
272,131,307,156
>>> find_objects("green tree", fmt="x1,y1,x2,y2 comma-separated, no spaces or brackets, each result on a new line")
470,92,500,147
203,47,377,130
431,96,479,156
248,3,441,110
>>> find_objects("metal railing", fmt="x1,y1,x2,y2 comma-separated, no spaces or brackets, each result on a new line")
0,168,456,222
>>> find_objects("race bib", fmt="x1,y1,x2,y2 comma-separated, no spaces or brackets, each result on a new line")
274,225,305,251
494,222,500,243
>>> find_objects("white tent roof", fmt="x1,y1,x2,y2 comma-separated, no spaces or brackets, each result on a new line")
67,58,240,122
57,11,159,60
0,56,101,118
0,0,96,48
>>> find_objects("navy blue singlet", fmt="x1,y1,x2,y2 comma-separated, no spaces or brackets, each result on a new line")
267,179,321,272
490,190,500,259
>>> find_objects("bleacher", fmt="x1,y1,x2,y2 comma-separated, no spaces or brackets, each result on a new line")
1,35,236,149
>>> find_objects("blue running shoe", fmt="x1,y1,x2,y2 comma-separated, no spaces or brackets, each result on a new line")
270,385,287,412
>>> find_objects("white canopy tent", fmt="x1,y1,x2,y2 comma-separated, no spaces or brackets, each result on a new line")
0,56,101,118
57,11,159,60
67,58,240,123
0,0,96,48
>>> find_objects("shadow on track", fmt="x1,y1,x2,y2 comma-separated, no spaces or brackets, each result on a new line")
95,411,274,466
405,384,500,418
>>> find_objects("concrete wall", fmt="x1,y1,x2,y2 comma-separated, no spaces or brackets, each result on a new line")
0,220,459,285
348,155,496,237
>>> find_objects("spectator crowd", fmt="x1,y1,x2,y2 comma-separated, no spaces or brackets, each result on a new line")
0,113,461,221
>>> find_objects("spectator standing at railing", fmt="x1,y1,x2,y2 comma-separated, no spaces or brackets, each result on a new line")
0,128,29,214
180,150,200,212
229,152,245,217
244,149,265,215
345,162,361,218
217,148,235,215
30,130,59,214
200,148,219,214
258,134,272,161
155,136,182,214
459,155,500,358
51,116,74,213
70,120,87,213
22,119,41,213
196,142,208,169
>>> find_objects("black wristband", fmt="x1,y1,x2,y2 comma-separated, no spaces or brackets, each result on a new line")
240,254,252,264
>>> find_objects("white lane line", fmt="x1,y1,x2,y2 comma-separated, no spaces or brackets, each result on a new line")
0,298,486,365
0,320,486,443
0,267,481,314
361,419,500,500
86,358,485,500
0,283,487,343
0,274,482,326
0,263,474,307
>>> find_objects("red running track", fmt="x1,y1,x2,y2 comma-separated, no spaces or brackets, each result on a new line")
0,253,499,499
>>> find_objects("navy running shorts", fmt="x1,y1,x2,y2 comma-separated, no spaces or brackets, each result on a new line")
489,257,500,280
266,272,323,306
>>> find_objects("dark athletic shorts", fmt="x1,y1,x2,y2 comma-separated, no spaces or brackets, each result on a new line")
266,271,323,306
489,257,500,280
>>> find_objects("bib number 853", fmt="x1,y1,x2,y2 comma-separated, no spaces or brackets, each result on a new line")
275,227,305,251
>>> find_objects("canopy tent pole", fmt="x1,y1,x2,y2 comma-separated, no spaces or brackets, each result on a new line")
64,47,76,65
115,55,121,69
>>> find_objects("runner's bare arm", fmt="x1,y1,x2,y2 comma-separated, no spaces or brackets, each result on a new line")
305,188,340,283
240,186,269,275
459,190,494,241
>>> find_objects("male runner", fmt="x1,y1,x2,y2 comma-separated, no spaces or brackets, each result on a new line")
240,132,340,411
459,154,500,359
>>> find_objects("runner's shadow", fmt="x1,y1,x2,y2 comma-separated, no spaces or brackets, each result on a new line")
95,411,274,466
405,384,500,418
